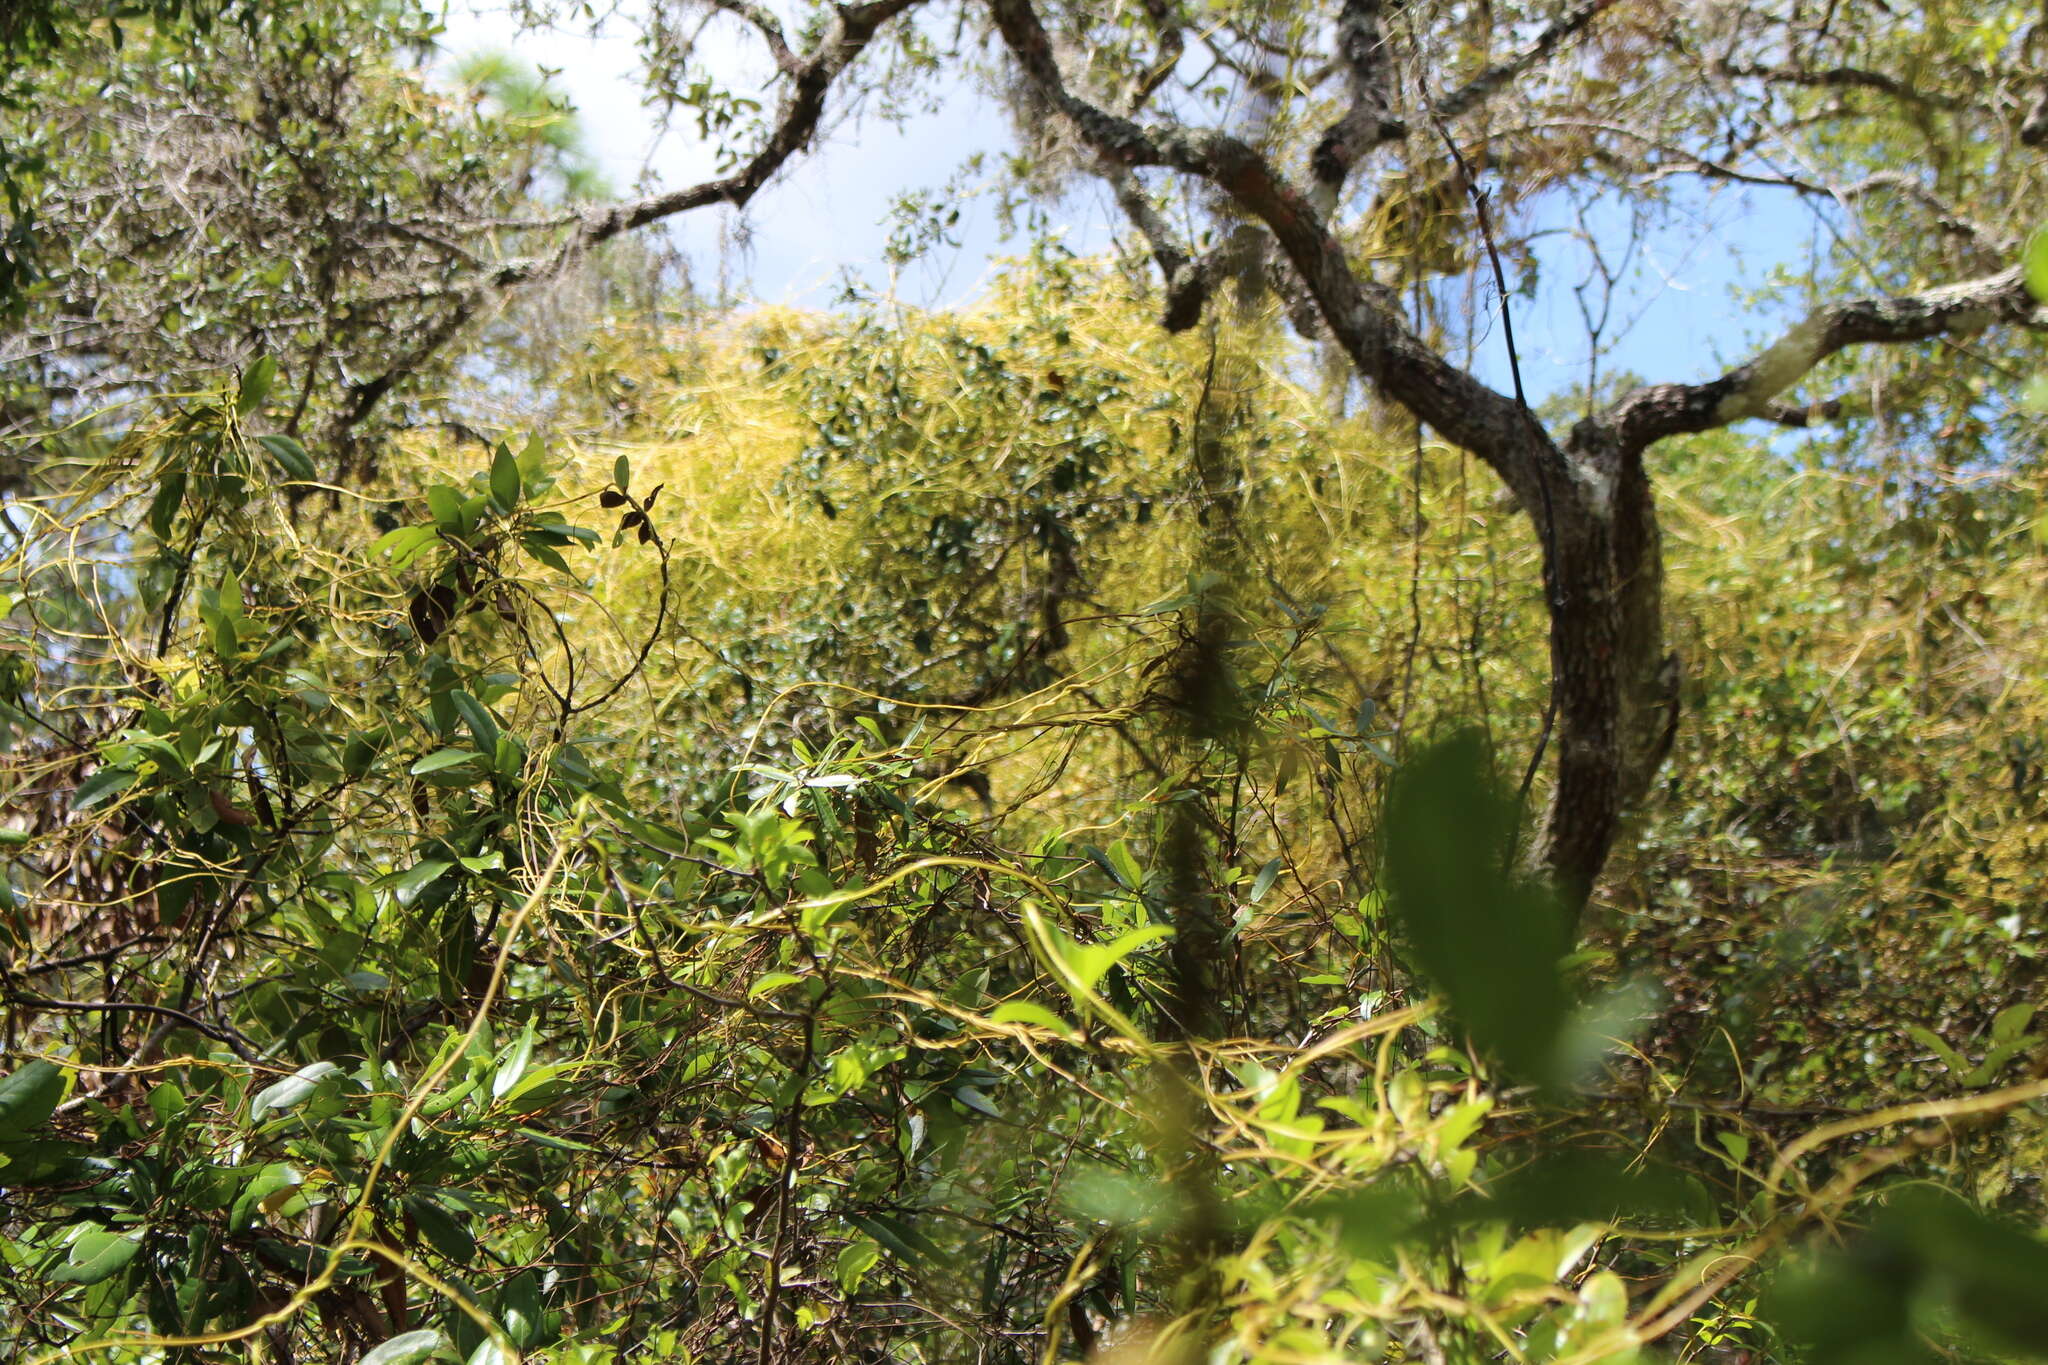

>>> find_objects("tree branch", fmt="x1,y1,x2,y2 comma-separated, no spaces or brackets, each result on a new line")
984,0,1553,508
1713,60,1969,112
1309,0,1406,201
2024,88,2048,146
547,0,923,256
706,0,800,75
1600,265,2043,454
1125,0,1185,109
331,0,922,444
1432,0,1614,122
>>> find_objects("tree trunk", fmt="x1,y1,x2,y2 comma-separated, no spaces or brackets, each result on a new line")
1530,426,1676,916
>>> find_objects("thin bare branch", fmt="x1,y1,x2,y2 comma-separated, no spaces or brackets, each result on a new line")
333,0,923,440
1433,0,1614,122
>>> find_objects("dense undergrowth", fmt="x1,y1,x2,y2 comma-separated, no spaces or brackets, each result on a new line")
5,259,2048,1364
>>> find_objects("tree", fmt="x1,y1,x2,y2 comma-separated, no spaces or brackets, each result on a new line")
18,0,2039,910
6,4,2048,1362
0,0,914,470
967,0,2047,911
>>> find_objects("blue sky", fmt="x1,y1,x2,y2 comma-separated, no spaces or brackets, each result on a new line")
434,1,1814,409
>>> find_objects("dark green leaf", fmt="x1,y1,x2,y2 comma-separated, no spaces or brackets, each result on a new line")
1309,1184,1422,1260
237,355,276,416
519,535,576,576
148,471,187,541
257,434,315,482
50,1228,142,1285
0,1060,63,1137
1455,1150,1702,1232
1081,844,1128,890
74,765,138,811
848,1212,942,1268
450,691,499,755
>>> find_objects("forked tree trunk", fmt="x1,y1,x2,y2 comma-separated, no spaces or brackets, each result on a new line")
1530,426,1677,916
983,0,2041,930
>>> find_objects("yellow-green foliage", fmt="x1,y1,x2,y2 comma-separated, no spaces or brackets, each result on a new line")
11,259,2048,1364
426,259,2048,1117
401,265,1555,890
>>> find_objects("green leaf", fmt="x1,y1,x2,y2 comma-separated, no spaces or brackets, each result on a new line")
0,1060,64,1137
410,748,480,776
426,484,464,530
496,1270,544,1348
73,766,138,811
148,471,187,540
518,433,546,479
1248,857,1283,904
491,1018,538,1100
1081,844,1129,890
1051,924,1173,991
50,1228,142,1285
1062,1164,1175,1229
988,1000,1077,1035
951,1083,1003,1119
1905,1024,1970,1078
1309,1185,1423,1260
371,524,442,568
497,1063,577,1112
1772,1188,2048,1358
360,1329,445,1365
385,859,453,902
450,691,500,755
404,1194,477,1266
834,1239,882,1294
1106,839,1144,893
1965,1035,2035,1087
519,534,577,577
249,1060,342,1123
490,444,521,512
749,971,804,999
847,1212,941,1267
2026,228,2048,305
1455,1150,1701,1233
257,434,315,482
612,454,630,491
237,355,277,416
1384,731,1573,1095
1991,1003,2036,1044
